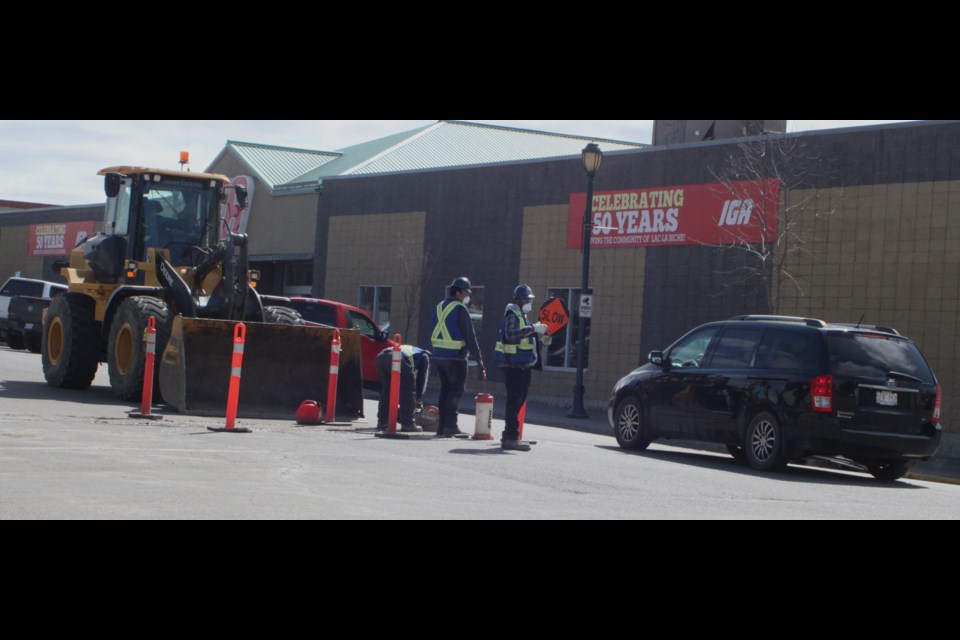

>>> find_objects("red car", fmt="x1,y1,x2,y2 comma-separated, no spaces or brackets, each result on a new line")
285,297,397,386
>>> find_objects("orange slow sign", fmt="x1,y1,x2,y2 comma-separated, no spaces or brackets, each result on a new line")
539,297,570,336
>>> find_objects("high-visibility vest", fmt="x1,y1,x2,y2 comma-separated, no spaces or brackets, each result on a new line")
401,345,423,373
495,308,536,365
430,299,467,358
379,344,423,375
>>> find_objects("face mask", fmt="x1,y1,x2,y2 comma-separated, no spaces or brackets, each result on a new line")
522,303,532,313
462,296,471,306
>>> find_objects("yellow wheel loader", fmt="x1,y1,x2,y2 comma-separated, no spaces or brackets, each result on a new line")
42,164,363,418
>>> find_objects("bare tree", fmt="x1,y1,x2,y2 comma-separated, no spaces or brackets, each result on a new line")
709,134,839,314
397,239,437,342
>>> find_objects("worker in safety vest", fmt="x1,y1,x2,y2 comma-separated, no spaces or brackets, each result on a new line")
494,284,547,451
430,277,486,437
376,345,431,432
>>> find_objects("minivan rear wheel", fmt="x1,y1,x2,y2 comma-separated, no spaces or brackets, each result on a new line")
867,461,911,482
744,411,788,472
614,396,651,450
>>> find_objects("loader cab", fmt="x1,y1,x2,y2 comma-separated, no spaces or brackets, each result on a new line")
100,168,226,267
136,175,221,265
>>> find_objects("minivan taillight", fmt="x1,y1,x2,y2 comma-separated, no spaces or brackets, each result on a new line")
811,374,833,413
933,385,942,424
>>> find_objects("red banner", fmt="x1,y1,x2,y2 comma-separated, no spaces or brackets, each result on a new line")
28,221,96,256
567,179,780,249
220,175,254,239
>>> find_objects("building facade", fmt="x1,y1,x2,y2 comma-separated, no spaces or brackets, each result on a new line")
0,204,102,283
309,121,960,457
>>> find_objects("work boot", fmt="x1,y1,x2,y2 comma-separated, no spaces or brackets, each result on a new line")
501,438,531,451
400,423,423,433
437,428,468,438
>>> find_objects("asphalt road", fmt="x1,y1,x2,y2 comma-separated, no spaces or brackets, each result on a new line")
1,345,958,519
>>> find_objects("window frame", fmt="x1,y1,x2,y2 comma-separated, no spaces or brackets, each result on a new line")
542,286,591,372
283,262,313,296
358,285,392,332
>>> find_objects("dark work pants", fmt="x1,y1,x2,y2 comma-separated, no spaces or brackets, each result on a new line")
435,359,467,433
377,349,416,427
503,366,532,441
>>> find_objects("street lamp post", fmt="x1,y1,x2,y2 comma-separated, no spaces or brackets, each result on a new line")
568,143,603,419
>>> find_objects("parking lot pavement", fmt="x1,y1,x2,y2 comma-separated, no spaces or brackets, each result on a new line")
405,389,960,485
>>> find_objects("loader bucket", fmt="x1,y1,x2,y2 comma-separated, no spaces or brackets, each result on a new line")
158,316,363,419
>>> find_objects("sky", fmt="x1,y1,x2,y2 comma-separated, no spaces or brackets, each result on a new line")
0,120,916,206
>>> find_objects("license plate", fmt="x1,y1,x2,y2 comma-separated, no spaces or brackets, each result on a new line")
877,390,898,407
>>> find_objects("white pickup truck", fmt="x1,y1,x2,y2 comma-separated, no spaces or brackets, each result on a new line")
0,277,67,352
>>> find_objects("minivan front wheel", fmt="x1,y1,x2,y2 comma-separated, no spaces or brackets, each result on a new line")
726,444,747,462
614,396,651,450
744,411,788,472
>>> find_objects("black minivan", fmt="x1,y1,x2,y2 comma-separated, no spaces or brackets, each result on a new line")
609,316,942,480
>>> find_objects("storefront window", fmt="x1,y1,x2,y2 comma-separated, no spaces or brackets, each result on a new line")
284,262,313,296
358,285,392,332
544,287,590,371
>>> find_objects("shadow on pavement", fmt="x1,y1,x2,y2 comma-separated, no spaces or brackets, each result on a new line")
597,444,926,489
0,379,122,407
449,446,510,455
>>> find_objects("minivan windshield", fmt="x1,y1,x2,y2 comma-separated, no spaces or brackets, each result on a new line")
827,333,934,383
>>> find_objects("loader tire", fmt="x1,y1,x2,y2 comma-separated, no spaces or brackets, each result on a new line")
107,296,172,402
43,293,100,390
262,306,305,326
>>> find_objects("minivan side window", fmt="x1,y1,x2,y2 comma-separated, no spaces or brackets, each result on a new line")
755,329,819,370
707,327,762,369
668,328,718,368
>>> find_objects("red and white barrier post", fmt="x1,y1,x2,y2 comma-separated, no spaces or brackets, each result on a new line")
132,315,162,420
208,322,251,433
387,334,402,435
141,316,157,413
325,329,340,423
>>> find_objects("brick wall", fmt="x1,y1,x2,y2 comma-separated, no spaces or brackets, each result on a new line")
778,181,960,436
325,212,427,341
0,225,44,280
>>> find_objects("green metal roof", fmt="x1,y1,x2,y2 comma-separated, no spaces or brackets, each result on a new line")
217,121,647,193
343,121,645,175
223,141,340,188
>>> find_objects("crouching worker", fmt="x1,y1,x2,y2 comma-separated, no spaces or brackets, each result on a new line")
495,284,547,451
376,345,431,433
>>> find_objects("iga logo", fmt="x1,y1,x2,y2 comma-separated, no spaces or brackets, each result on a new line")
718,199,755,226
